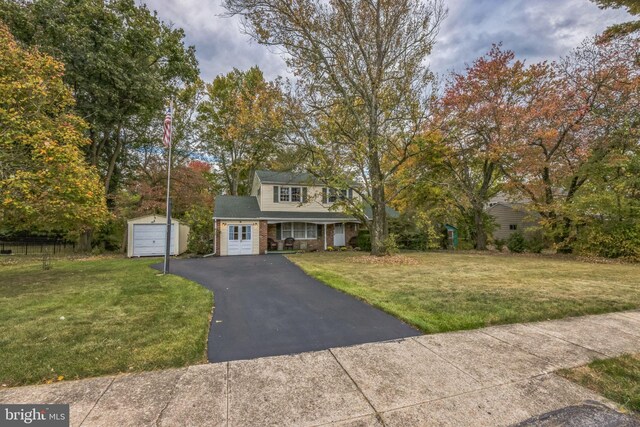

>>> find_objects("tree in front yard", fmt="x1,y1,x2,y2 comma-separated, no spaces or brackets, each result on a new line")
0,23,108,236
223,0,446,255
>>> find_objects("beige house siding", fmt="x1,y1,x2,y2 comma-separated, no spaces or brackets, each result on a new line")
489,204,538,240
251,175,262,209
259,184,357,213
218,220,260,256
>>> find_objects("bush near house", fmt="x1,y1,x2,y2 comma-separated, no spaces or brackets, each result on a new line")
357,231,372,251
507,232,526,253
574,222,640,261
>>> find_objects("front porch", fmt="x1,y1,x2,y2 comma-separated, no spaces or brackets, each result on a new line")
267,221,359,252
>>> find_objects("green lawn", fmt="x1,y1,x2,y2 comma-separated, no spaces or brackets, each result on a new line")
559,354,640,414
288,252,640,333
0,256,213,387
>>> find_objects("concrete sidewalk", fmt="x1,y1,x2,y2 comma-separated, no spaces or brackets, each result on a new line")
2,310,639,426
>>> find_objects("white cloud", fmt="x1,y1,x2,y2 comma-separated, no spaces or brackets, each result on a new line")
141,0,632,82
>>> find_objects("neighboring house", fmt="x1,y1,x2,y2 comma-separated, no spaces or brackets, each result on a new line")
213,170,396,256
487,194,539,240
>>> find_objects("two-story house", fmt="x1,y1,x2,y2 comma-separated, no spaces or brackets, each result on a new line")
213,170,369,256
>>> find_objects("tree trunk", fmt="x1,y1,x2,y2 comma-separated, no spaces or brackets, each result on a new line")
370,180,387,256
78,229,93,252
472,205,487,250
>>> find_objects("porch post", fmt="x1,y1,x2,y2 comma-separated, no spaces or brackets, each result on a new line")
324,223,327,250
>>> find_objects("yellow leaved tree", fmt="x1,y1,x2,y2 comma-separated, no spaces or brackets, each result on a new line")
0,23,109,239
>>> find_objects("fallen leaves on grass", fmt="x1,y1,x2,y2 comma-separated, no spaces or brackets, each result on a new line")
352,255,419,266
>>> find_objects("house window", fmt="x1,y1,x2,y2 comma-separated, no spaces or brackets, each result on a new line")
282,222,292,238
325,188,351,203
294,222,306,238
291,187,301,202
279,186,304,202
280,187,290,202
280,222,317,239
306,223,317,239
509,224,518,230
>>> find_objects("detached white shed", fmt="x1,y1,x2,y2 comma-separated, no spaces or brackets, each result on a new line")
127,215,189,257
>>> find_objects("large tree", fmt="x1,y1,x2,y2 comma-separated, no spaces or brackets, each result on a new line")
224,0,446,255
434,46,544,249
0,23,109,236
0,0,199,195
501,36,640,250
197,66,285,196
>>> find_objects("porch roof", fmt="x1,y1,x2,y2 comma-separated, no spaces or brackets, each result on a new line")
214,195,359,222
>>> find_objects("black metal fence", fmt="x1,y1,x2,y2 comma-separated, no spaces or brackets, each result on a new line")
0,238,76,255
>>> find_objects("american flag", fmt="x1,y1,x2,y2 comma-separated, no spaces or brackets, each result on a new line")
162,105,172,147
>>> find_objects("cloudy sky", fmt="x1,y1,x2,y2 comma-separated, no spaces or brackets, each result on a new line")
142,0,631,82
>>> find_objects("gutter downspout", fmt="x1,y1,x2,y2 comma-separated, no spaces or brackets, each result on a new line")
203,217,217,257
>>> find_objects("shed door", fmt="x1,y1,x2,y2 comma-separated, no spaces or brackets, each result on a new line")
228,225,253,255
133,224,175,257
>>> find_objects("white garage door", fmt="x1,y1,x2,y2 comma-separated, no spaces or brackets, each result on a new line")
133,224,175,257
228,224,253,255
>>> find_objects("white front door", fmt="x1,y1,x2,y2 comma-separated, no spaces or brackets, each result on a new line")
334,223,345,246
228,225,253,255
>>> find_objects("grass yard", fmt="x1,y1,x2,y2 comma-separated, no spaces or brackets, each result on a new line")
288,251,640,333
0,256,213,387
559,354,640,414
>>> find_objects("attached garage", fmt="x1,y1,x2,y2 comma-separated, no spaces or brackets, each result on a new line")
219,220,260,256
127,215,190,257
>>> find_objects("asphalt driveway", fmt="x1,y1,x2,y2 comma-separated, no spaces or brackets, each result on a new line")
158,255,420,362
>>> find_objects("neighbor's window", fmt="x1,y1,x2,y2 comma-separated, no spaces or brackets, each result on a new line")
509,224,518,230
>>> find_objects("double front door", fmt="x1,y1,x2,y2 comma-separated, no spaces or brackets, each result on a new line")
228,225,252,255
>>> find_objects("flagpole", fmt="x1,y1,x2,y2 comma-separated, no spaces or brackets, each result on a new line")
163,100,173,274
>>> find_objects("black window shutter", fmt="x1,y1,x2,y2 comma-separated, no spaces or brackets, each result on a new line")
273,186,279,203
276,223,282,240
302,187,308,203
317,224,323,237
322,188,327,204
348,188,353,199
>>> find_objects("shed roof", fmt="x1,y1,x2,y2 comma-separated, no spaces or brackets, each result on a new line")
127,214,180,224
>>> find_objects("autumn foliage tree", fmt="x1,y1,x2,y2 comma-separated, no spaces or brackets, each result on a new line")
197,67,285,196
434,46,543,249
0,0,199,195
501,36,640,250
0,23,108,237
